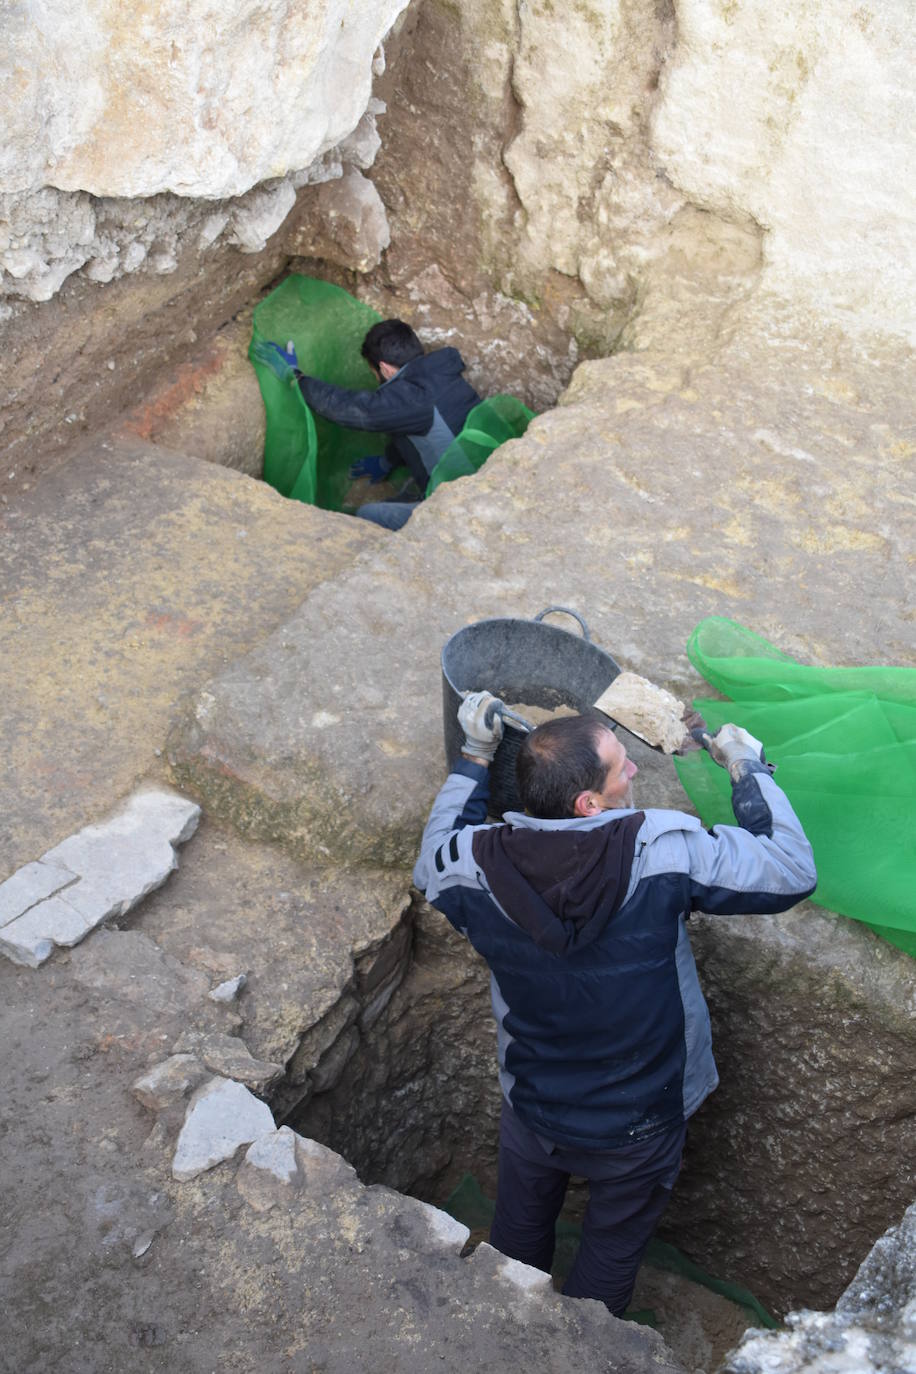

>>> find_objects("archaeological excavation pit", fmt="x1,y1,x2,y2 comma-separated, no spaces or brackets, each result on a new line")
267,877,916,1360
3,1,914,1371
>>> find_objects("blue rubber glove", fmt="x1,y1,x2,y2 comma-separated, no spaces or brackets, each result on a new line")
348,454,394,484
252,338,299,384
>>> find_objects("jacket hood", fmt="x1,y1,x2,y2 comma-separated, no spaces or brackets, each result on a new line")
471,812,644,956
399,347,466,381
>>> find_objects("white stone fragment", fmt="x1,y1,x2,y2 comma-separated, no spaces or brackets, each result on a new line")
228,181,298,253
209,974,247,1003
495,1252,554,1293
0,909,57,967
172,1078,274,1181
244,1127,300,1183
412,1200,470,1252
0,858,77,929
0,789,199,968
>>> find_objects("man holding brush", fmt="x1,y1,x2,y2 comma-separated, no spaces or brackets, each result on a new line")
414,696,816,1318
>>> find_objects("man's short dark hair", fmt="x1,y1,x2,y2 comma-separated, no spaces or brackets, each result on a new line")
361,320,425,370
516,714,613,819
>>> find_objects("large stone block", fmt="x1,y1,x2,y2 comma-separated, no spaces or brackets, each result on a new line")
0,437,382,873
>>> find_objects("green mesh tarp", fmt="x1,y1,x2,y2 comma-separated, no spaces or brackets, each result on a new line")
674,618,916,956
249,275,388,510
426,394,535,495
444,1173,778,1329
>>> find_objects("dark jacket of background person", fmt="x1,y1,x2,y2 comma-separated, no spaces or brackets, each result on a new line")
296,347,480,494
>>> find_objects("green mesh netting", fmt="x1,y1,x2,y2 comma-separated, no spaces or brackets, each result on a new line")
426,395,535,495
674,618,916,956
249,275,388,511
250,275,535,513
444,1173,778,1329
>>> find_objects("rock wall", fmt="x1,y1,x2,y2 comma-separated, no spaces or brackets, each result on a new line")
369,0,915,352
724,1201,916,1374
4,0,914,345
653,0,916,344
0,0,407,301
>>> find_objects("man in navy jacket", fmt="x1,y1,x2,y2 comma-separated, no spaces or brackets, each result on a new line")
254,319,480,530
413,693,816,1316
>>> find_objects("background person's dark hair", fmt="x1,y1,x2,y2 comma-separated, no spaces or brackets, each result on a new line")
361,320,425,370
516,714,613,818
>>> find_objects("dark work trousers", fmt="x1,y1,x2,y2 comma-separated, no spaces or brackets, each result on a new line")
489,1100,686,1317
354,498,420,530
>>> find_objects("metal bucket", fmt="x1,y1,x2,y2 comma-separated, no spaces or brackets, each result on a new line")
440,606,622,816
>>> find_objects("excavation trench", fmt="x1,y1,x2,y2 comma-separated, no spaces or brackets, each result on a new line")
275,901,772,1371
261,859,916,1373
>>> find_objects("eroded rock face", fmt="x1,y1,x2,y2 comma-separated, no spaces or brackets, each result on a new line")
665,904,916,1313
371,0,915,358
653,0,916,345
0,0,407,300
723,1201,916,1373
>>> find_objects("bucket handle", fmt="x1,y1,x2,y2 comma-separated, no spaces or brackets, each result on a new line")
532,606,591,641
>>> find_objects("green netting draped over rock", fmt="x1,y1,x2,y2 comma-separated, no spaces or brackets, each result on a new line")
674,618,916,956
249,275,388,511
426,395,535,495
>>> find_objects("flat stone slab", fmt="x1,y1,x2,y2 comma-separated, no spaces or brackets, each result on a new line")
172,1076,275,1180
0,788,199,967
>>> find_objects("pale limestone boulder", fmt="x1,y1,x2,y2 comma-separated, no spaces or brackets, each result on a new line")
0,0,407,299
651,0,916,343
0,1,406,198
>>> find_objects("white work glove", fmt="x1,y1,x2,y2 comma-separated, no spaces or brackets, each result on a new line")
458,690,505,763
703,723,773,781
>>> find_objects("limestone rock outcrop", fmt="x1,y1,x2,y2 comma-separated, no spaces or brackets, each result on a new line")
373,0,915,353
653,0,916,345
170,323,915,1314
0,0,407,300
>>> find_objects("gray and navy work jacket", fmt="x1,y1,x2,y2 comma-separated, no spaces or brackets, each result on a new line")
413,759,816,1152
295,348,480,494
